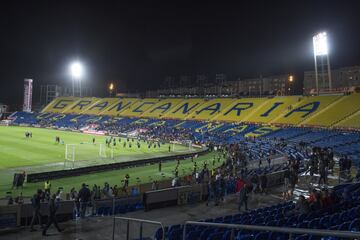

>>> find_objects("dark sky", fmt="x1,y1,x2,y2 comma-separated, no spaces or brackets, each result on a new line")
1,0,360,106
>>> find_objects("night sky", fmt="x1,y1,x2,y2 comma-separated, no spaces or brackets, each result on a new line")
1,0,360,106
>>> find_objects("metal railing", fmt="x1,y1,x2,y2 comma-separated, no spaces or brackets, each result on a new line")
112,216,165,240
183,221,360,240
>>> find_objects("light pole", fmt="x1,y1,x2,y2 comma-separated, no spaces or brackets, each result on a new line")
70,61,84,97
313,32,331,95
288,75,294,95
109,83,114,97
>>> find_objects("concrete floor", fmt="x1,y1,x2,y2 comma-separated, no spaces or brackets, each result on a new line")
1,187,284,240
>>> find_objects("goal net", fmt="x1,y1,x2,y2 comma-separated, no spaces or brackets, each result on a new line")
64,143,113,169
64,144,76,169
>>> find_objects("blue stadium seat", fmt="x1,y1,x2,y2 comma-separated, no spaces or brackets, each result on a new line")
254,231,270,240
207,232,224,240
186,230,202,240
349,218,360,231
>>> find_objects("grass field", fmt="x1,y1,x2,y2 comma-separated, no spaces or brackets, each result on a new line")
0,126,219,198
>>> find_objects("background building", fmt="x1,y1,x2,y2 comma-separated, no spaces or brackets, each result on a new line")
147,73,293,97
39,84,93,107
304,65,360,94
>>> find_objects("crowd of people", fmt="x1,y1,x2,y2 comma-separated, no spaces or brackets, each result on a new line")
291,187,342,216
12,117,357,237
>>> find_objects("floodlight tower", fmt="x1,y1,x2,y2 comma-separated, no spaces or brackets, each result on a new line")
313,32,332,95
70,61,84,97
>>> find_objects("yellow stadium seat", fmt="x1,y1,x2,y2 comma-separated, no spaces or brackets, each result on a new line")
100,98,140,116
245,96,301,124
302,93,360,127
141,98,184,118
40,95,360,130
334,108,360,129
161,98,206,120
273,95,342,125
186,98,234,121
41,97,80,113
212,98,268,122
63,97,100,114
119,98,161,117
80,98,119,115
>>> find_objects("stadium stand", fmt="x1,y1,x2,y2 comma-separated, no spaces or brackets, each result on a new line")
141,98,185,118
187,98,235,121
5,93,360,239
161,98,206,119
245,96,301,124
100,98,139,116
273,95,342,125
155,183,360,240
41,96,79,113
119,98,161,117
302,93,360,127
82,97,121,115
212,98,268,122
36,94,360,128
335,108,360,129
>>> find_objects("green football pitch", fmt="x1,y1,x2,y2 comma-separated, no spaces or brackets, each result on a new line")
0,126,220,198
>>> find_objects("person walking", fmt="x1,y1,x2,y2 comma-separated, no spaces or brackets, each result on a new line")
42,194,64,236
30,189,43,232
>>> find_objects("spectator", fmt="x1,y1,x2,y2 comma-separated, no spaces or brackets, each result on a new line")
259,174,267,194
238,183,248,211
267,157,271,168
44,180,51,194
308,189,322,210
250,174,259,194
78,183,91,218
42,194,64,236
235,177,245,193
288,195,309,216
321,188,333,208
283,168,290,200
30,189,43,232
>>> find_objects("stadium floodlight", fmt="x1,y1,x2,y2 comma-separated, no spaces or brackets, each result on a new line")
70,62,83,79
313,32,328,56
69,61,84,97
312,31,332,95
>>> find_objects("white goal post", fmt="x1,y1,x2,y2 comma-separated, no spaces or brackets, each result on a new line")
99,143,107,158
64,144,76,169
64,143,112,169
171,140,193,151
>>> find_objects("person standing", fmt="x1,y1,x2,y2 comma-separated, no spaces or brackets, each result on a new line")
238,183,248,211
78,183,91,218
318,160,328,185
158,161,162,172
267,157,271,168
44,180,51,195
260,174,268,194
42,194,64,236
30,189,43,232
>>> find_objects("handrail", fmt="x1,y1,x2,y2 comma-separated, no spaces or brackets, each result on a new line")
112,216,165,240
183,221,360,240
